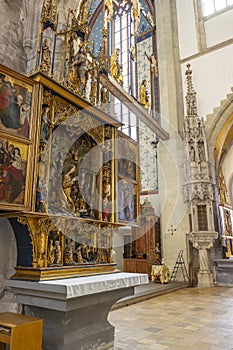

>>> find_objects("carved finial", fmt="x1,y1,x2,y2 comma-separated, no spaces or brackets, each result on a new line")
41,0,58,30
185,63,194,94
185,63,197,117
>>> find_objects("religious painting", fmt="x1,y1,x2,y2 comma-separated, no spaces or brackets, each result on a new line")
0,64,36,140
117,178,138,223
0,135,31,210
223,208,233,236
117,132,138,181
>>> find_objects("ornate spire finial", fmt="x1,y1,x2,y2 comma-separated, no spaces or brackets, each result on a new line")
185,63,194,95
185,63,197,117
41,0,58,30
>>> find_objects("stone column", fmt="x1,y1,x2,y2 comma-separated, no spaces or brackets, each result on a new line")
189,232,218,287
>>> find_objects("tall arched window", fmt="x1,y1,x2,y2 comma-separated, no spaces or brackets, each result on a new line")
89,0,159,139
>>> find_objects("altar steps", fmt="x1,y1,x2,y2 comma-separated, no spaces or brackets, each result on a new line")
112,280,189,310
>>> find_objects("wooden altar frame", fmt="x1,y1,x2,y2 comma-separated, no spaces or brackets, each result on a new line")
0,64,39,211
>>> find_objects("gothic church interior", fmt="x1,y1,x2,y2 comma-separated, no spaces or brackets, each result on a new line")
0,0,233,348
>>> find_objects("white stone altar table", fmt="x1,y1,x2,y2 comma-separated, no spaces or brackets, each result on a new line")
7,272,148,350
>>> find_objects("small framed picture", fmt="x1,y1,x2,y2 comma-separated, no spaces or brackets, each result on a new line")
0,65,38,211
0,64,38,140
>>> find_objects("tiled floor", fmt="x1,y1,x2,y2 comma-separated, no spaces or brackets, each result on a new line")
109,286,233,350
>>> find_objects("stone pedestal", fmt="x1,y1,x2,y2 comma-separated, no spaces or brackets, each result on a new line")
189,231,218,288
213,259,233,286
7,272,148,350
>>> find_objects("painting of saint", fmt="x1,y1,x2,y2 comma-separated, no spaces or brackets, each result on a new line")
0,138,27,205
118,136,137,180
118,179,137,222
0,72,32,138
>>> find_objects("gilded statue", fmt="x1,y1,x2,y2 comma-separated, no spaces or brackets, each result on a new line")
37,221,48,267
89,65,98,105
62,164,77,211
219,171,230,205
132,0,141,36
110,48,123,85
96,248,107,263
105,0,113,23
40,39,51,72
48,240,55,265
54,240,62,264
76,247,83,263
139,79,150,109
65,240,75,264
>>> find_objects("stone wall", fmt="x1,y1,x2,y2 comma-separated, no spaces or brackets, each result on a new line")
0,218,19,313
0,0,81,75
0,0,27,73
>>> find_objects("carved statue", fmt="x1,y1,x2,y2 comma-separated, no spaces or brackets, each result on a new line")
62,164,77,211
100,86,110,111
102,180,111,221
40,39,51,72
87,245,95,262
132,0,141,36
48,240,55,265
197,142,205,161
130,46,136,61
154,243,161,264
110,48,123,85
40,103,51,142
65,240,76,264
105,0,113,23
89,65,98,105
219,171,230,205
76,247,83,263
145,53,158,77
139,79,150,109
72,42,90,98
110,247,116,263
96,248,107,263
54,240,62,264
189,144,195,161
37,221,48,267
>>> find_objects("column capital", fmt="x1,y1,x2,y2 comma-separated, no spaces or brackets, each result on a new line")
188,231,218,249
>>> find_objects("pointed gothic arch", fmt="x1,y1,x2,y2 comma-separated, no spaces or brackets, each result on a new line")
206,92,233,179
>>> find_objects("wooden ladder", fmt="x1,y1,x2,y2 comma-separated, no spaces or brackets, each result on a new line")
170,250,189,283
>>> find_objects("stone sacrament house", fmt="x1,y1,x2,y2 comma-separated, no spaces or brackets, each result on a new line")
0,0,233,348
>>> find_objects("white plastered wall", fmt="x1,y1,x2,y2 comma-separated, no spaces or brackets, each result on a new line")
177,0,233,119
205,8,233,47
180,45,233,119
176,0,198,58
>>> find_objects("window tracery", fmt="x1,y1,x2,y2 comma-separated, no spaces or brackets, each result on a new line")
87,0,159,139
202,0,233,17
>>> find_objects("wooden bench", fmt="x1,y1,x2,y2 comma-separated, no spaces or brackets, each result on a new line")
0,312,43,350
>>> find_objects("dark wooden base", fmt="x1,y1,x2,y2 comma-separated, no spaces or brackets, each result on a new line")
124,258,152,279
12,263,120,281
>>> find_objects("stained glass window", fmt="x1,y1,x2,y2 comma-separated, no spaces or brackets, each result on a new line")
88,0,157,139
